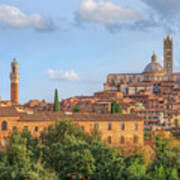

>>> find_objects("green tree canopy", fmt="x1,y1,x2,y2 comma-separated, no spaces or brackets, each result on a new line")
111,101,122,114
73,104,80,112
53,88,60,112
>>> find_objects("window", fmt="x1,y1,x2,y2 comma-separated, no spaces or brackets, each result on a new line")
120,79,124,83
2,121,7,131
175,119,178,127
34,126,39,132
133,135,138,144
134,123,138,130
13,66,16,73
94,123,98,129
120,136,125,144
107,136,111,144
111,78,115,84
81,126,84,131
108,123,112,130
121,123,125,130
12,126,17,131
1,139,6,146
24,126,28,131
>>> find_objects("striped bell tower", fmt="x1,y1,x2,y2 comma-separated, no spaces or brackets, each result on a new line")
10,58,20,105
164,35,173,73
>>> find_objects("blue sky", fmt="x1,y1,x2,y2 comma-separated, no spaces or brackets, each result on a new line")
1,0,180,103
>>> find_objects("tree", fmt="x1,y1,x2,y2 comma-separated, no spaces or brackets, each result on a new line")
115,103,122,114
73,104,80,112
111,101,122,114
40,120,126,180
53,88,60,112
44,136,96,180
111,102,116,114
0,131,58,180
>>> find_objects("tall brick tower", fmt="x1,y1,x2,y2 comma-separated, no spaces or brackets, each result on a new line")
10,58,19,105
164,35,173,73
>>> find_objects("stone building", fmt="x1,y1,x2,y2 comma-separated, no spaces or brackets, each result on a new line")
104,35,180,95
0,59,144,149
0,106,144,148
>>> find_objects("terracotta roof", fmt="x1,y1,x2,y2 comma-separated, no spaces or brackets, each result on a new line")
19,112,142,122
0,106,19,116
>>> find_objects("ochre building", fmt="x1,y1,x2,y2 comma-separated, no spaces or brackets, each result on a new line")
0,106,144,148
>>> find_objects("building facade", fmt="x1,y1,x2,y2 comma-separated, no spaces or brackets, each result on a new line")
104,35,180,95
0,106,144,148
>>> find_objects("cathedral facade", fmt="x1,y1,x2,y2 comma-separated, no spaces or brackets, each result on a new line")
104,35,180,95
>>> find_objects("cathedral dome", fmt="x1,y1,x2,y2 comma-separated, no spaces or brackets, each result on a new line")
144,53,164,73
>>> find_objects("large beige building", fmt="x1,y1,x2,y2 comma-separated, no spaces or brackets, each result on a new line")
104,35,180,95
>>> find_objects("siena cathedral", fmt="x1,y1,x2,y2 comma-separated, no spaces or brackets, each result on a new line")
104,35,180,95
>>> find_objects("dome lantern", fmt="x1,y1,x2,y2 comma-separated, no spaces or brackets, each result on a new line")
151,52,157,63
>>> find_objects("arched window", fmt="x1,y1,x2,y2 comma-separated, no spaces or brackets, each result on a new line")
94,123,99,129
108,123,112,130
134,123,138,130
133,135,138,144
2,121,7,131
34,126,39,132
121,123,125,130
120,136,125,144
13,66,16,73
107,136,111,144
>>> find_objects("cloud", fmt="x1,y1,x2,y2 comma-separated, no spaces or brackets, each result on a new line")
0,5,55,32
75,0,140,26
140,0,180,33
142,0,180,18
46,69,81,82
75,0,180,33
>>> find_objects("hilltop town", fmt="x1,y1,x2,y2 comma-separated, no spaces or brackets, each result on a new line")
0,35,180,149
23,35,180,132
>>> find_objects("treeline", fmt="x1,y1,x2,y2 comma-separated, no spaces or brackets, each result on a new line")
0,120,180,179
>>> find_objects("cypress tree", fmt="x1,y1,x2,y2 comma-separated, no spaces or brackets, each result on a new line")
53,88,60,112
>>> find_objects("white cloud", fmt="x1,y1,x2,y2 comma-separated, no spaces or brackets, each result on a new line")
0,5,54,31
76,0,140,26
46,69,81,82
74,0,180,33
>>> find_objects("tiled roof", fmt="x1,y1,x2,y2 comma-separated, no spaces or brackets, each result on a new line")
19,112,142,122
0,106,19,116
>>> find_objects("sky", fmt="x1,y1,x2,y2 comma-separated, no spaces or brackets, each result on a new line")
1,0,180,103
